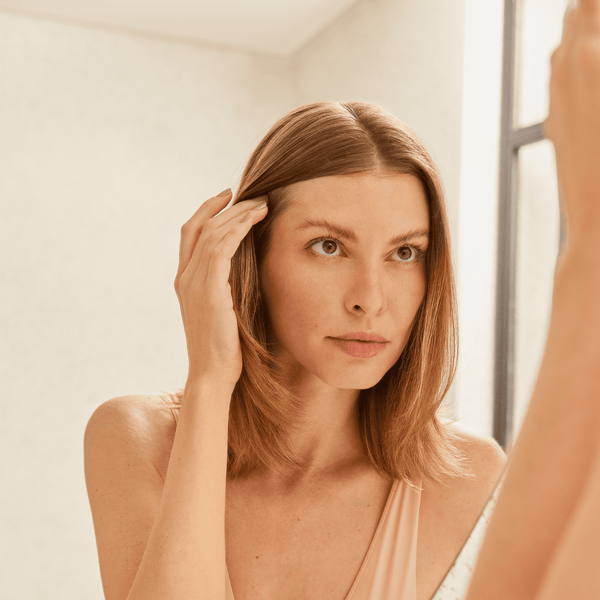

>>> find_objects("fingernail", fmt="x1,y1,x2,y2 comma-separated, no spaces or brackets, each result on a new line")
254,202,268,210
217,188,232,197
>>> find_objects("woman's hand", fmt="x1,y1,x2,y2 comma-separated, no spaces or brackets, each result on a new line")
544,0,600,247
174,189,268,394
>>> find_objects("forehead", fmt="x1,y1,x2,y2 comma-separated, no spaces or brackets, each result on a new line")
283,172,429,226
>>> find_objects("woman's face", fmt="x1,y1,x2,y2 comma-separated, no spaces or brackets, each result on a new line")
260,172,430,391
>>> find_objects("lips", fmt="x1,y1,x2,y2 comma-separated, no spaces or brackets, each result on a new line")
329,337,387,358
333,331,389,343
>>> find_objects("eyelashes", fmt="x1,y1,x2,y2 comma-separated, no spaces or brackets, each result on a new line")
308,235,427,264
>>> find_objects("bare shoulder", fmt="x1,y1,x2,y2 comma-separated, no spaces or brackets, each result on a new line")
427,420,507,513
83,394,178,600
84,394,177,480
421,419,506,509
420,419,506,535
416,421,507,598
446,420,507,489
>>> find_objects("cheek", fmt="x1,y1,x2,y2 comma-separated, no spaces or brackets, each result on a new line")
269,266,326,326
264,267,343,359
414,271,427,307
261,258,312,332
393,271,427,323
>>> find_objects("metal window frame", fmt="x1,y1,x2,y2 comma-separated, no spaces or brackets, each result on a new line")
493,0,548,449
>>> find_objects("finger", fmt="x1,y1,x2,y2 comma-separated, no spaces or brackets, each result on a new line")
177,189,233,281
561,5,579,47
561,1,600,45
177,193,268,279
579,0,600,34
580,0,600,15
208,194,268,231
184,188,232,234
189,203,268,291
203,206,268,299
177,194,268,282
184,191,266,236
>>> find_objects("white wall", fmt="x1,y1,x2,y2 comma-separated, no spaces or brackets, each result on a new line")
454,0,504,436
0,1,494,597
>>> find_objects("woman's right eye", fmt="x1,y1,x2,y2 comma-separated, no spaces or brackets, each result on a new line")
309,238,342,256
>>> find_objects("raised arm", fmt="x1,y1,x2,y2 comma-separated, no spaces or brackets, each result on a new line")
465,1,600,598
534,425,600,599
84,189,269,600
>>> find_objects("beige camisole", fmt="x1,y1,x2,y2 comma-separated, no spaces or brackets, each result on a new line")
225,478,422,600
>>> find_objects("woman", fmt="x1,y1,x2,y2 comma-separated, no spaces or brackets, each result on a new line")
84,104,506,598
465,1,600,598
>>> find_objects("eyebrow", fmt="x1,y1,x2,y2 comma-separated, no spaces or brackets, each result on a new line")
296,218,429,247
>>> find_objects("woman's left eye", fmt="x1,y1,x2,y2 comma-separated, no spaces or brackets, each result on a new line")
395,246,417,262
309,238,423,263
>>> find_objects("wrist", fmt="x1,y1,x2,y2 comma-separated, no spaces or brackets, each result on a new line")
182,378,234,412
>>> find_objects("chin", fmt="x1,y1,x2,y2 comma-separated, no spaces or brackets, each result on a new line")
316,364,391,391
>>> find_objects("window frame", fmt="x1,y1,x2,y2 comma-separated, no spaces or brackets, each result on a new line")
493,0,567,449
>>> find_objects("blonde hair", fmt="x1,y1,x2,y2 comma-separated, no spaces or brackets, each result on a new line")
162,101,466,485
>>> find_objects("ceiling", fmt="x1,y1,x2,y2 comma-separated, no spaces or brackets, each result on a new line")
0,0,361,57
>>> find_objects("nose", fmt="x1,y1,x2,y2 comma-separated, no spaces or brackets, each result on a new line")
345,263,387,316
